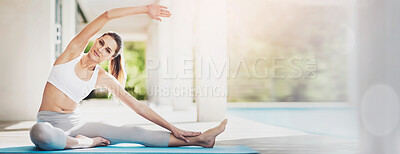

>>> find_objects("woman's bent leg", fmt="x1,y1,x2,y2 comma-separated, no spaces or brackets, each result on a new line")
30,122,110,150
65,135,110,149
30,122,67,150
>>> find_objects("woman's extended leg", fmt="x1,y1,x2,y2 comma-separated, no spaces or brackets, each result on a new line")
67,121,172,147
67,119,227,148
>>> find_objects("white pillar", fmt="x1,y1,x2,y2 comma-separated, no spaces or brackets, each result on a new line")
146,0,174,107
147,0,228,119
147,0,196,111
195,0,227,122
146,22,161,105
355,0,400,153
170,0,196,110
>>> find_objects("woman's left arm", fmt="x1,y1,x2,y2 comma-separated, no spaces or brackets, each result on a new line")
97,69,200,142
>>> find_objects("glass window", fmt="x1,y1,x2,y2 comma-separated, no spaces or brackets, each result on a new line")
227,0,353,102
55,0,62,59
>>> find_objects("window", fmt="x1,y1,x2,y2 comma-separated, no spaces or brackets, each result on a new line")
227,0,353,102
55,0,62,59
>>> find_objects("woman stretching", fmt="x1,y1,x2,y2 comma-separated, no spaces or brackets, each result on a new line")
29,4,227,150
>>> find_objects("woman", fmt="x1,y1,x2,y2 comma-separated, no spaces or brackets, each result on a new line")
29,4,227,150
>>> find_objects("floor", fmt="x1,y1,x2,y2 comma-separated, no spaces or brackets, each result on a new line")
227,107,359,139
0,100,359,154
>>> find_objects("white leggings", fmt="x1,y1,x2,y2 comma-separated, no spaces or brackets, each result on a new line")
29,110,171,150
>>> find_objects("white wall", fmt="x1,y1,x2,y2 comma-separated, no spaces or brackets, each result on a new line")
0,0,76,121
0,0,54,121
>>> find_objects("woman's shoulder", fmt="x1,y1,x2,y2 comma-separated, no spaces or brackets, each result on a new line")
95,67,120,89
97,67,117,80
97,66,107,77
53,42,86,66
53,51,82,66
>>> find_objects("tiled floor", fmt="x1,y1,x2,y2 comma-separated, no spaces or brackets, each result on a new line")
0,100,358,153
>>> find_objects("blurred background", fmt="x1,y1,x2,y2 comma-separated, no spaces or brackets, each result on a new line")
83,0,352,103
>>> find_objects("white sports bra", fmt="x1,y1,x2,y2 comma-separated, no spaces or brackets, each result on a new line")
47,53,99,103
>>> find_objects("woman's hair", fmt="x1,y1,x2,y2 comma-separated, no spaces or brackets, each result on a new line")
101,32,126,87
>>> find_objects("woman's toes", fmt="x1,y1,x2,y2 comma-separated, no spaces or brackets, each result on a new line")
100,142,108,146
102,138,110,145
221,119,228,126
98,137,110,144
91,137,110,147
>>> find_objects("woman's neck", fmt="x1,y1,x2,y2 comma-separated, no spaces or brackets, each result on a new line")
79,54,97,71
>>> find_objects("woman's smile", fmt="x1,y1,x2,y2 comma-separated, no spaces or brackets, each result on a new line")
93,49,100,57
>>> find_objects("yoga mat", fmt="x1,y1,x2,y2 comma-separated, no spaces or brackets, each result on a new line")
0,145,258,154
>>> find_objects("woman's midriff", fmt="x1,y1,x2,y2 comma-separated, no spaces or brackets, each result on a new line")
38,82,78,114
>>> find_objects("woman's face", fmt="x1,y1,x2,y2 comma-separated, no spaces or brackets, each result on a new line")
89,35,118,63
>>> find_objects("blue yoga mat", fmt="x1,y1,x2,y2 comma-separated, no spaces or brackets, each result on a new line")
0,145,258,153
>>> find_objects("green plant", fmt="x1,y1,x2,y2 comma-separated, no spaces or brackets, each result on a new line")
84,41,147,100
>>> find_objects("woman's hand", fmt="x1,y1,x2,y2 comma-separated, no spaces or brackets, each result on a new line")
146,4,171,21
171,127,201,142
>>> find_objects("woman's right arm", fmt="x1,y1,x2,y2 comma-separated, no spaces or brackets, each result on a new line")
62,4,170,58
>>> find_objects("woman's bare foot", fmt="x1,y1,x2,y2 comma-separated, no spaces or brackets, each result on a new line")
196,119,227,148
75,135,110,148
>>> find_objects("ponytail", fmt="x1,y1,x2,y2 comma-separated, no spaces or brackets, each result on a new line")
101,31,126,87
109,53,126,87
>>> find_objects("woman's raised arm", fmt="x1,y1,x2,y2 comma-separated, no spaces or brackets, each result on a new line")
63,4,170,57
